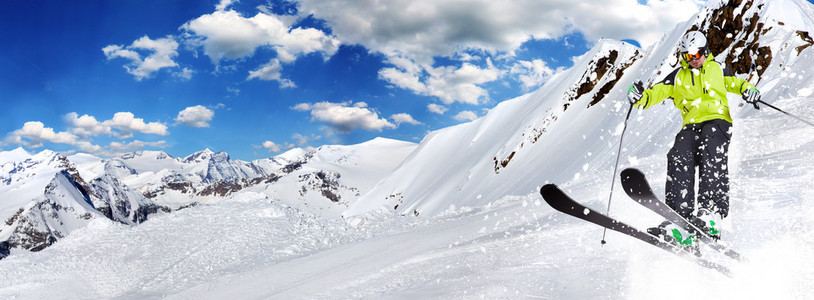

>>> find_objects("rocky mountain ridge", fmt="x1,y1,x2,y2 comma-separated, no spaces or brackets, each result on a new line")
0,137,417,257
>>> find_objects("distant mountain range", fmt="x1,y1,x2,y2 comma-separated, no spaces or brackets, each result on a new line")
0,138,416,254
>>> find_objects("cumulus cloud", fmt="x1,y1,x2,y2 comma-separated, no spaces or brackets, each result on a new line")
298,0,699,59
510,59,562,90
258,140,281,153
178,7,340,87
180,9,340,65
4,112,170,157
103,35,180,80
175,105,215,128
296,0,701,103
5,121,78,146
390,113,421,126
292,101,396,133
427,104,449,115
215,0,237,11
247,58,296,88
453,110,479,122
379,57,500,105
174,67,195,80
64,112,168,138
101,0,703,126
105,112,169,137
1,121,106,154
64,113,112,137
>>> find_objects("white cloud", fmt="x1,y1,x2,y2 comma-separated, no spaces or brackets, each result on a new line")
378,66,425,94
248,58,283,80
175,105,215,128
64,112,168,138
174,67,195,80
259,140,281,153
5,121,79,146
510,59,562,90
2,121,107,155
3,113,169,157
64,113,112,137
292,101,396,133
74,141,104,154
453,110,479,122
427,104,448,115
291,103,312,111
247,58,296,87
391,113,422,126
180,9,339,65
105,0,702,108
105,112,169,137
215,0,237,11
103,35,180,80
298,0,699,59
296,0,701,102
379,58,500,105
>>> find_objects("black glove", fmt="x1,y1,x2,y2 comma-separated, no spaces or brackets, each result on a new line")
627,80,644,105
742,87,761,109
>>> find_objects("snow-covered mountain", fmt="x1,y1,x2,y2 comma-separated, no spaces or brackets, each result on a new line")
1,0,814,298
346,0,814,218
0,137,416,255
237,137,418,217
0,150,145,252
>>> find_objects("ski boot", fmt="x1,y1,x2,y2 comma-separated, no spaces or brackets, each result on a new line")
647,221,701,256
691,208,722,241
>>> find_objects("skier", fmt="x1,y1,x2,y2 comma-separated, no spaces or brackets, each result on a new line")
626,31,761,243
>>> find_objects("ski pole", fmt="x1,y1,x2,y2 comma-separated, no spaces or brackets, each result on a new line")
755,100,814,128
601,102,635,245
746,62,814,128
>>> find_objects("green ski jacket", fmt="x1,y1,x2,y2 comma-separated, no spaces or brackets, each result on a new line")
634,54,756,126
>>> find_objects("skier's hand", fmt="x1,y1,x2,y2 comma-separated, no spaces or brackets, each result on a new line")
627,81,644,105
742,87,761,109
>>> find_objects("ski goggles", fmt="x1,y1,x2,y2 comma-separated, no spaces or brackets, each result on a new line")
681,51,704,61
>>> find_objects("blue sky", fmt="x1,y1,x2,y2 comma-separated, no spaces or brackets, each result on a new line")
1,0,723,160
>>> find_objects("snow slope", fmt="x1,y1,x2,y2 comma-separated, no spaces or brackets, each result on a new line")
0,137,415,254
249,137,418,217
347,0,814,218
1,0,814,298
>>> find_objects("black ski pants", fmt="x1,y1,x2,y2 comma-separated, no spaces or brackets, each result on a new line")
665,119,731,219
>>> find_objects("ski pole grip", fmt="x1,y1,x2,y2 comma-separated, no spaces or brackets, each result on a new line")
633,80,644,93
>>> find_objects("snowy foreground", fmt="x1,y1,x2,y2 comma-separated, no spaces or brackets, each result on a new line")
3,0,814,298
0,112,813,299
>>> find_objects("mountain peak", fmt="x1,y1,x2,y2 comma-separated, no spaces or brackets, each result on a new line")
183,148,229,163
29,149,66,167
0,147,31,163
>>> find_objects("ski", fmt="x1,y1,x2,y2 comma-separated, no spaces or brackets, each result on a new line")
540,184,731,276
619,168,746,262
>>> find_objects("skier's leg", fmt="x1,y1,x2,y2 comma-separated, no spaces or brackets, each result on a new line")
698,119,732,218
666,126,699,219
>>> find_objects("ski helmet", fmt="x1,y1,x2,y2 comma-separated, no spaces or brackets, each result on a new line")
678,31,708,57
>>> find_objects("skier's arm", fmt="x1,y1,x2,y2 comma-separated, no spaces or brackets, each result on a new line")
633,68,679,109
636,83,674,109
